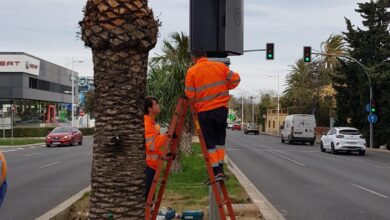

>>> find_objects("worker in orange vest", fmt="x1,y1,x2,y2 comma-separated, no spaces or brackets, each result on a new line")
144,96,167,199
185,48,240,182
0,151,7,207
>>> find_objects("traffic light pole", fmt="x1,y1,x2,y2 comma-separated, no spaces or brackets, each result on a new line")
313,52,374,148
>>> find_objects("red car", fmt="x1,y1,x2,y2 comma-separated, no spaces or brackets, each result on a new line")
231,124,241,131
46,127,83,147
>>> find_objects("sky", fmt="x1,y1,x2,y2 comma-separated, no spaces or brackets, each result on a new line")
0,0,367,98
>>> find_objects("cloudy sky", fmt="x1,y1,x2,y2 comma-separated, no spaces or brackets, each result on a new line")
0,0,366,97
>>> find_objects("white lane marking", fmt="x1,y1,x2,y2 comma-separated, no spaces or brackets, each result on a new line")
2,149,17,153
268,150,306,166
39,162,60,169
25,153,42,157
226,148,248,151
350,183,389,199
335,156,389,169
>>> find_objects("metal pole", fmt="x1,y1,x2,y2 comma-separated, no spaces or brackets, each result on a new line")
250,96,254,123
241,95,244,126
277,73,280,134
11,104,14,145
71,57,75,127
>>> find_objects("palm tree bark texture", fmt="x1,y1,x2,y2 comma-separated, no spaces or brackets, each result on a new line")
79,0,158,219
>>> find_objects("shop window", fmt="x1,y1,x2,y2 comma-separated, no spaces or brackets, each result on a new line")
29,78,38,89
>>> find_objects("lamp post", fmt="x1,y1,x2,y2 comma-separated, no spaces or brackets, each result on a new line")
71,57,84,127
268,73,280,133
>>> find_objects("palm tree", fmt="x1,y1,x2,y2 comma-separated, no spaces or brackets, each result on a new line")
147,32,193,173
79,1,158,219
320,34,348,70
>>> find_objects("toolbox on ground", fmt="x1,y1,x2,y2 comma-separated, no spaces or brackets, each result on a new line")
181,210,204,220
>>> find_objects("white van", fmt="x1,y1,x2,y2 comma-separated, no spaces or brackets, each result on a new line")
281,114,316,145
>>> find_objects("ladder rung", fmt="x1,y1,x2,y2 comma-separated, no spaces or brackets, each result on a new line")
146,198,161,207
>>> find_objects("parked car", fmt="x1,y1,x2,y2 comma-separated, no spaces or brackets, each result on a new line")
46,127,83,147
244,123,259,135
320,127,366,155
231,124,241,131
281,114,316,145
227,122,234,129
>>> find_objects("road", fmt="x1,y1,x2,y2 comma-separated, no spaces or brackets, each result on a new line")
226,130,390,220
0,137,92,220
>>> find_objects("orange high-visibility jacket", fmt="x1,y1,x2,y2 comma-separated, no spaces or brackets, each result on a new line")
0,151,6,185
185,57,240,112
144,115,167,170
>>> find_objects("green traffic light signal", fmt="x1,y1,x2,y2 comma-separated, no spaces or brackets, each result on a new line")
303,46,312,63
266,43,274,60
371,108,376,113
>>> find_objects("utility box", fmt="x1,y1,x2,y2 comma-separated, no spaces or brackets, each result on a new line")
190,0,243,57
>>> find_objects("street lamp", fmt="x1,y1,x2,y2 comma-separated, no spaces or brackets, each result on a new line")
71,57,84,127
268,73,280,133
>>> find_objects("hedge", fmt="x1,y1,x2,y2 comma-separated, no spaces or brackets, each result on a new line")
2,127,94,137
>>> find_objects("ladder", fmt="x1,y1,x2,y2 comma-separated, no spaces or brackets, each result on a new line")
145,97,236,220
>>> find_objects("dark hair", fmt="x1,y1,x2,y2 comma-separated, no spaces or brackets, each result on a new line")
144,96,158,115
191,48,206,58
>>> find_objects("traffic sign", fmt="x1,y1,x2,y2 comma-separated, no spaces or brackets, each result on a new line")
365,104,371,113
368,114,378,124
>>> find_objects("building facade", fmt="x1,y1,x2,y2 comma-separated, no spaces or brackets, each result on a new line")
265,108,288,134
0,52,79,127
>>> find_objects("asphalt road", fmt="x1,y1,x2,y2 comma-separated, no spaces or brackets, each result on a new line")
0,136,92,220
226,130,390,220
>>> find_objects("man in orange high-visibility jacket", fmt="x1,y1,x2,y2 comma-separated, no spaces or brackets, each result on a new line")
0,151,7,207
144,96,167,199
185,48,240,182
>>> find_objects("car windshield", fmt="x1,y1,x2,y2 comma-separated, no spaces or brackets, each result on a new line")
248,123,257,127
339,129,360,135
52,127,72,133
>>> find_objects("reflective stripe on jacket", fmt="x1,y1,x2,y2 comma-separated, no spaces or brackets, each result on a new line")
144,115,167,170
185,57,240,112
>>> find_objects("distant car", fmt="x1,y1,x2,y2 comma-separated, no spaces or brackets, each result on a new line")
244,123,259,135
46,127,83,147
320,127,366,155
231,124,241,131
227,122,234,129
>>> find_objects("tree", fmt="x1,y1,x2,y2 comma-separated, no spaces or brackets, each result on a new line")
79,1,159,219
333,0,390,148
84,90,95,117
147,32,193,173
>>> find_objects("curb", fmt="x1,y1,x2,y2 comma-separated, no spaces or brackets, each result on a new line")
0,142,45,148
36,186,91,220
226,155,285,220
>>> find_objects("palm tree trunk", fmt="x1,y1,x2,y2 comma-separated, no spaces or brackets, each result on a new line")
89,50,148,219
80,0,158,219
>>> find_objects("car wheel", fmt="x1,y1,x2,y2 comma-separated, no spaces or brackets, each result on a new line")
256,132,259,135
281,136,285,143
288,136,293,145
79,138,83,145
359,151,366,156
310,141,315,146
320,142,325,152
46,144,51,148
331,143,337,154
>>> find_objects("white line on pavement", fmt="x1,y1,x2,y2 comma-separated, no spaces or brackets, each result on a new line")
350,183,389,199
268,150,306,166
25,152,42,157
39,162,60,169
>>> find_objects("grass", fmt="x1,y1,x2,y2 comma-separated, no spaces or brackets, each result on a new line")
162,143,250,212
0,138,44,146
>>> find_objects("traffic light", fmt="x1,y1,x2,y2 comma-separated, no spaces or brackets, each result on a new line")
303,46,312,62
370,99,376,113
266,43,274,60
